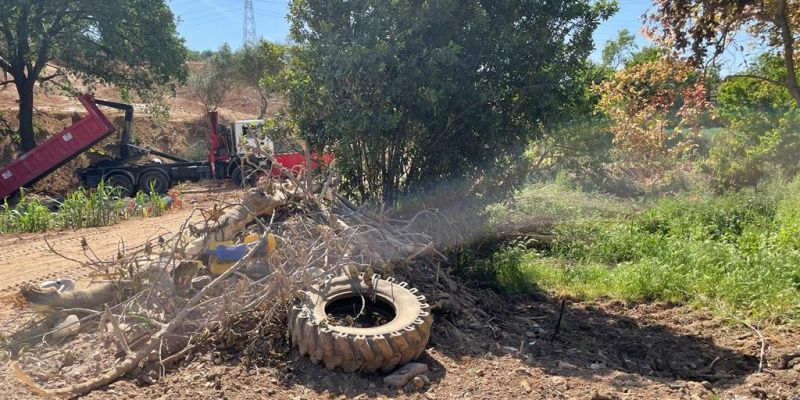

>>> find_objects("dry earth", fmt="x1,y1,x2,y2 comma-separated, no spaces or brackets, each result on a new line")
2,293,799,399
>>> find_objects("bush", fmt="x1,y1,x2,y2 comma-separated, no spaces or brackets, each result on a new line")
454,245,533,295
705,109,800,192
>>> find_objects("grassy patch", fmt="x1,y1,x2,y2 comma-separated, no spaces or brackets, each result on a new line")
0,182,173,233
479,181,800,322
485,183,640,229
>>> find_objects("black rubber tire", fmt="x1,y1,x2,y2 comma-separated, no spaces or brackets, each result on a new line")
231,166,245,187
231,165,261,188
289,274,433,373
106,173,134,198
138,169,170,194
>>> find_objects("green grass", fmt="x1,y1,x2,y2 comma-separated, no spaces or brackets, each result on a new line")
485,183,640,227
476,181,800,322
0,182,171,233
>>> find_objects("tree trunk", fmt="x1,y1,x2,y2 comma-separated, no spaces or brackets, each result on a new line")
258,89,268,119
777,0,800,107
16,76,36,152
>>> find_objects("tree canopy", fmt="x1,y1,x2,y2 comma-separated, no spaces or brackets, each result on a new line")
285,0,616,205
648,0,800,107
0,0,188,151
602,29,638,69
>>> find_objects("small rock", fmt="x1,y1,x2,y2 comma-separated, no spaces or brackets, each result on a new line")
52,314,80,339
411,376,425,390
668,381,687,390
368,382,376,389
591,391,617,400
476,369,485,377
687,381,708,393
700,381,713,390
191,275,212,291
423,393,436,400
515,367,532,376
384,362,429,388
590,362,605,370
520,380,532,393
65,364,88,379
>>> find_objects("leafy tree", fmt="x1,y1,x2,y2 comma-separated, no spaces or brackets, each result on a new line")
602,29,638,69
707,55,800,191
189,44,237,111
286,0,616,205
239,41,287,118
717,54,796,120
705,110,800,191
528,60,614,186
0,0,188,152
625,46,662,68
596,57,711,186
648,0,800,107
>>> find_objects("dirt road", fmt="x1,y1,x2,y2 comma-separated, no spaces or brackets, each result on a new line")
0,210,194,293
0,188,239,294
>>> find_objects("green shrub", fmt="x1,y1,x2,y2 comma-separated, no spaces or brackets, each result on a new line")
454,245,533,295
0,180,171,233
0,190,51,233
519,186,800,321
705,109,800,191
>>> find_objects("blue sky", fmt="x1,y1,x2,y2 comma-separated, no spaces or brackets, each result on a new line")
168,0,662,63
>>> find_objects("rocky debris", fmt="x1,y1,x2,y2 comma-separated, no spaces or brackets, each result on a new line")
51,314,80,339
405,375,426,392
384,362,428,388
191,275,212,291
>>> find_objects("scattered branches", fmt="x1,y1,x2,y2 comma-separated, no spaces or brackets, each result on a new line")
5,168,454,397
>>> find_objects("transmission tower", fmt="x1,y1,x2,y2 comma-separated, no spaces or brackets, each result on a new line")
243,0,257,47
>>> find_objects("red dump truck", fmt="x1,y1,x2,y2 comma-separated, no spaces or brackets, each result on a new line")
0,94,331,199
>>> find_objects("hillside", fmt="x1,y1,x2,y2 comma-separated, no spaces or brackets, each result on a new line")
0,65,281,194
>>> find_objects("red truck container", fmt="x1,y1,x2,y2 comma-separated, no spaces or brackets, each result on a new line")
0,95,116,199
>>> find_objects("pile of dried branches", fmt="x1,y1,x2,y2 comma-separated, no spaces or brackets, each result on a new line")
1,165,480,398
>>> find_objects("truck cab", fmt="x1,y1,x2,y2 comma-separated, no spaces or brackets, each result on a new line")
231,120,274,156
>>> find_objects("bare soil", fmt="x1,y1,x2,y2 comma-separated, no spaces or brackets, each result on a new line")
0,183,241,308
1,266,798,399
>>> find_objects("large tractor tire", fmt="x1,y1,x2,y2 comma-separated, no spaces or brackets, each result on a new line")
289,274,432,373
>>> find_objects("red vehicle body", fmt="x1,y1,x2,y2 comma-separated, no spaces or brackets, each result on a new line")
0,95,332,199
0,95,116,199
272,152,335,178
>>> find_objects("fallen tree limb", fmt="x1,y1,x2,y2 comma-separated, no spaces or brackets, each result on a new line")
185,188,289,257
37,237,266,398
18,282,120,312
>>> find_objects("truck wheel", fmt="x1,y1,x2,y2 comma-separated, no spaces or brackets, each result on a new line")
289,274,433,373
139,170,170,194
231,165,261,187
106,174,134,198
